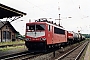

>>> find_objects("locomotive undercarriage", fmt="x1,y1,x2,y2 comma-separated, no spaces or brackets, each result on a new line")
25,41,47,52
25,39,83,52
25,41,66,52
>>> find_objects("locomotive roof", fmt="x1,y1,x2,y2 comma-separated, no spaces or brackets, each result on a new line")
46,22,65,30
0,3,26,19
26,22,65,30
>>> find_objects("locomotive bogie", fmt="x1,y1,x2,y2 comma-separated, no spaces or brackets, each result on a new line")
25,41,47,52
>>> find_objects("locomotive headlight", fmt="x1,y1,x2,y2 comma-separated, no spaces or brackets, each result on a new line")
42,38,46,41
25,38,30,41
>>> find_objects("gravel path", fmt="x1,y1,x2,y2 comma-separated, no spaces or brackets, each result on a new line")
84,42,90,60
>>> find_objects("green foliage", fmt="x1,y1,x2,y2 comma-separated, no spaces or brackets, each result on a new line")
82,34,90,38
16,31,25,40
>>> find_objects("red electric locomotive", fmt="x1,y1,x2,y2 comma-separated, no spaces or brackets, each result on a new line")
25,18,68,52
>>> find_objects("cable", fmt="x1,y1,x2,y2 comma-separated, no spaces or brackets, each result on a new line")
71,0,89,19
24,0,54,17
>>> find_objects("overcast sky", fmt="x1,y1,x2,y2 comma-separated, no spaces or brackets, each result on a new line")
0,0,90,35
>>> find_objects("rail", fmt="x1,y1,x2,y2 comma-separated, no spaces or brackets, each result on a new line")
55,41,89,60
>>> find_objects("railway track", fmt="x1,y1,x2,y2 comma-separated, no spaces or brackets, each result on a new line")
55,41,89,60
0,40,88,60
0,51,28,60
0,51,44,60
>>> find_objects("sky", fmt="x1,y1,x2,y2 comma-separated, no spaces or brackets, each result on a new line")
0,0,90,35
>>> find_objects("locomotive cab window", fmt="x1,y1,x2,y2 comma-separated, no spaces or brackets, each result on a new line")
36,24,45,30
26,24,45,31
26,25,35,30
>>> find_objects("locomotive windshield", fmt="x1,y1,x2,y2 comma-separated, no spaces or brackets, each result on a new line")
26,24,45,31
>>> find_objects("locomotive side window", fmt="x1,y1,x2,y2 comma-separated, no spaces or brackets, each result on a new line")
54,27,65,34
48,25,50,31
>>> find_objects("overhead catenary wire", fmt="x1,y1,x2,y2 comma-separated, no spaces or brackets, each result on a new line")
25,0,55,18
24,0,89,22
71,0,89,19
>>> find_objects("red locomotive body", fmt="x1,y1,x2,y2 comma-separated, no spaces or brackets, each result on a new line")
25,18,67,51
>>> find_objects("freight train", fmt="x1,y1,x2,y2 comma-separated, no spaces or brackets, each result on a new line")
25,18,85,52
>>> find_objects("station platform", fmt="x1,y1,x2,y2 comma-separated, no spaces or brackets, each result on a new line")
84,42,90,60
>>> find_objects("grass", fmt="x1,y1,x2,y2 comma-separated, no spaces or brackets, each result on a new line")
0,41,26,51
0,40,25,46
0,45,26,51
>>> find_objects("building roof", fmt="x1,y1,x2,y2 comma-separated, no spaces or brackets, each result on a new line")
0,21,17,33
0,3,26,19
